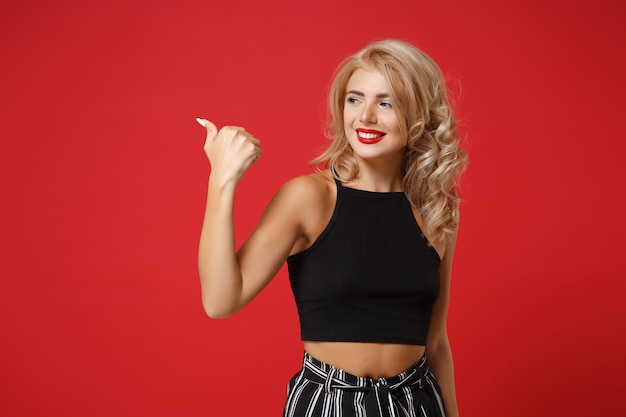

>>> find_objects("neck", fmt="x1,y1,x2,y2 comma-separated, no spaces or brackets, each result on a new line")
345,157,405,192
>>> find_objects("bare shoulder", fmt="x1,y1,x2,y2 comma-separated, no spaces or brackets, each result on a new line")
281,170,333,196
440,215,460,267
274,170,336,254
273,170,335,209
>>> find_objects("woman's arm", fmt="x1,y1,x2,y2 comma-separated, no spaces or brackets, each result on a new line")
425,222,460,417
197,119,313,318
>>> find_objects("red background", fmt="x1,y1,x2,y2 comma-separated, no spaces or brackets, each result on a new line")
1,0,625,415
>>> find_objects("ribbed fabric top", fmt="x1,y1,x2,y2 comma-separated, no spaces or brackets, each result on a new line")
287,177,441,346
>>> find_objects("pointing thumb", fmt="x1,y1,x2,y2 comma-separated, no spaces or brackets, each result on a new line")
196,118,218,142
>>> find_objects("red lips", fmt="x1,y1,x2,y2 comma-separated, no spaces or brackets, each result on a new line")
355,128,386,144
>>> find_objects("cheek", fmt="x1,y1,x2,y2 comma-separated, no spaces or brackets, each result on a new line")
387,114,403,136
382,115,400,132
389,122,406,145
343,109,355,128
341,114,352,139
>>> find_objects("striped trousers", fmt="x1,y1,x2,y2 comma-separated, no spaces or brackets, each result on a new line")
283,352,446,417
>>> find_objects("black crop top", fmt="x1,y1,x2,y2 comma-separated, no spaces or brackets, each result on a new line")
287,177,441,346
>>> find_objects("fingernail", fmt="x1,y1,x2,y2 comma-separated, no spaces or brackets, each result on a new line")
195,117,207,128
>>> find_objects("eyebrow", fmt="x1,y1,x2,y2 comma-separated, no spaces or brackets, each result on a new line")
346,90,390,99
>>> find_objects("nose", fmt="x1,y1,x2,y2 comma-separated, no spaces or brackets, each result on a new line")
359,103,377,124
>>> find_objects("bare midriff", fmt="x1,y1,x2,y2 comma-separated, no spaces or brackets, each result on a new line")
303,341,426,379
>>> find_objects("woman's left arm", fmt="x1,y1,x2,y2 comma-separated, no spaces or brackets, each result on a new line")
425,222,460,417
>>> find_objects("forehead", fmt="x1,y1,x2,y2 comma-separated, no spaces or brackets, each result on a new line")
345,68,390,93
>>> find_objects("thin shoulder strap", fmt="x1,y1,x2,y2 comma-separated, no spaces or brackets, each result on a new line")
330,166,343,190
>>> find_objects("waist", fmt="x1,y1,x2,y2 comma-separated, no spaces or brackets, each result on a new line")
303,341,426,379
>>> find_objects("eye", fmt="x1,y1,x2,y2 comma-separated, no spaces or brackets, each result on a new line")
346,97,361,105
380,101,393,109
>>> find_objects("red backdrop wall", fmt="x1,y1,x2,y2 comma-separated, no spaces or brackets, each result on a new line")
1,0,625,415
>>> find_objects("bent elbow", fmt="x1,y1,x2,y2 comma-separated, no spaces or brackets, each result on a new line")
202,298,236,319
204,307,233,320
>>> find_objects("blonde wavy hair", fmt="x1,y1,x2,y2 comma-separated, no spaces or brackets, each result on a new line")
312,39,467,244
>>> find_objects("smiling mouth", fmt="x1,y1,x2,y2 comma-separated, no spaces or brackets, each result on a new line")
356,129,385,144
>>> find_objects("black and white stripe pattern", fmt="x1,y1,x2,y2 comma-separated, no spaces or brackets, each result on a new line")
284,353,446,417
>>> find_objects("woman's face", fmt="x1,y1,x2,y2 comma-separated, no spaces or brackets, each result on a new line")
343,67,405,164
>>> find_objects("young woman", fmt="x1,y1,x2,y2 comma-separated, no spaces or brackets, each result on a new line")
197,39,467,417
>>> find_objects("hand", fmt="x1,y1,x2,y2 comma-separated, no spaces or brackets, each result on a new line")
196,118,262,186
